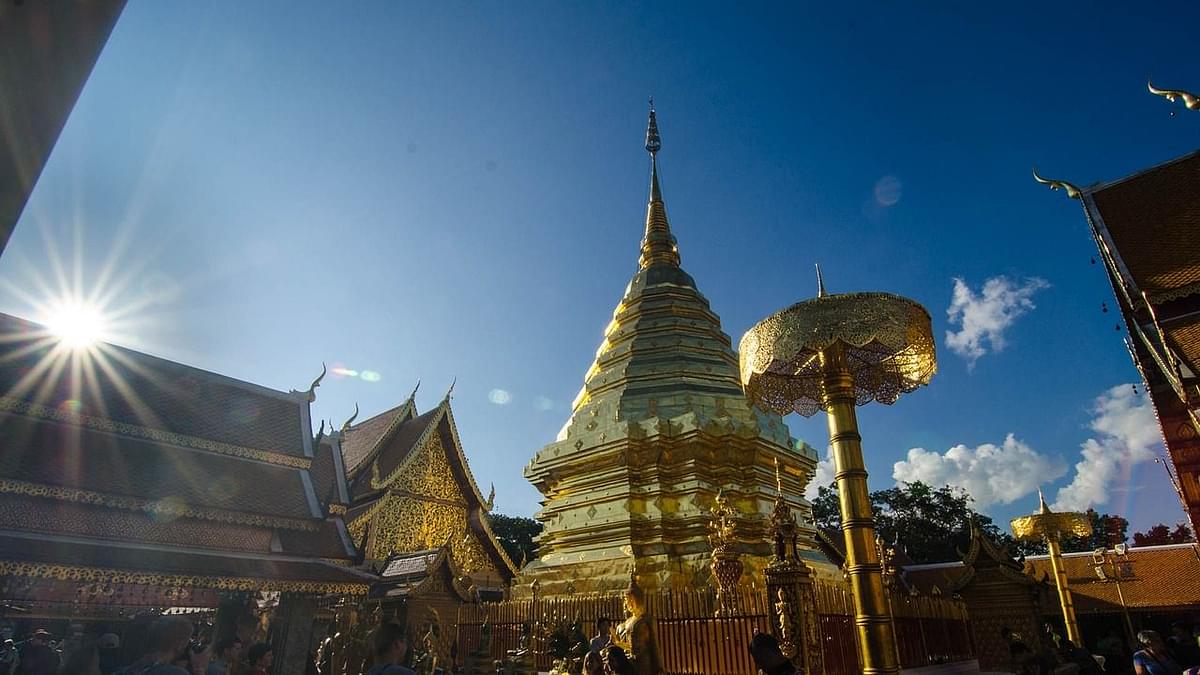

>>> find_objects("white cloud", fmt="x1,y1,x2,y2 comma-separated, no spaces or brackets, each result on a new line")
945,276,1050,369
487,388,512,405
805,446,836,501
892,434,1066,509
1053,384,1161,511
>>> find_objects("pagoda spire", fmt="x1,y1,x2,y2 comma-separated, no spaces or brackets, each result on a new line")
638,99,681,269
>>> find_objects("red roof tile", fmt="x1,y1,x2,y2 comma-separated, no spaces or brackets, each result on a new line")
1025,543,1200,612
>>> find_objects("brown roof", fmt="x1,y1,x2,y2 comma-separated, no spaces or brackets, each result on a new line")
0,412,316,521
0,313,309,457
0,529,373,591
348,408,441,500
903,563,967,595
381,548,441,579
1025,543,1200,612
1091,151,1200,304
340,401,413,475
310,439,348,508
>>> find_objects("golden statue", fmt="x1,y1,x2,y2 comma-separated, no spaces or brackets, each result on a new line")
615,571,662,675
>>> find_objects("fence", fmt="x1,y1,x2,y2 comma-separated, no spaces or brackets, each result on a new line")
455,580,973,674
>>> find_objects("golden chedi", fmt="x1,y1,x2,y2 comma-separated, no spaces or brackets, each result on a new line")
521,104,821,594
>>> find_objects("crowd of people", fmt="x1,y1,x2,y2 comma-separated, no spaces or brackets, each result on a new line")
0,619,276,675
1003,622,1200,675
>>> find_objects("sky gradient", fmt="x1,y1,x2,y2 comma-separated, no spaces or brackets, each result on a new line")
3,1,1198,534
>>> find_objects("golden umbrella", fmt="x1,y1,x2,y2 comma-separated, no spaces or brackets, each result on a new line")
739,268,936,675
1011,491,1093,646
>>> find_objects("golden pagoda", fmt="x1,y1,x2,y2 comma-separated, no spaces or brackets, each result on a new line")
521,104,822,594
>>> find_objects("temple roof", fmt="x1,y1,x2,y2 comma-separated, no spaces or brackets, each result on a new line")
1025,543,1200,612
0,311,362,591
1088,151,1200,305
0,313,313,461
340,397,417,476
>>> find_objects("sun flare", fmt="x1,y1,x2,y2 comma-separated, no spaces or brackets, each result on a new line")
44,301,108,349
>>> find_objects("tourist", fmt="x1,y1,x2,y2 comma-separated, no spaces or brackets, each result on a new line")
112,617,193,675
599,645,634,675
1134,630,1183,675
747,632,800,675
582,651,604,675
1,639,18,674
589,619,612,654
203,639,240,675
364,623,414,675
244,644,272,675
1169,623,1200,667
57,640,101,675
17,629,59,675
1059,639,1103,675
96,635,120,675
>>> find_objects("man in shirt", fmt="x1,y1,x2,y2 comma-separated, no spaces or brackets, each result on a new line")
589,618,612,654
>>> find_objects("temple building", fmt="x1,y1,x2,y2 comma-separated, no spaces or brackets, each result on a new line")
1052,151,1200,532
336,388,517,597
521,107,822,595
0,312,374,672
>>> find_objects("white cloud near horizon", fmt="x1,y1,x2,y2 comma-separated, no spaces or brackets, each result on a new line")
946,276,1050,369
891,434,1067,509
805,446,835,501
1053,384,1161,511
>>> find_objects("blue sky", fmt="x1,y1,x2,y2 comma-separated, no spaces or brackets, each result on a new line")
3,1,1197,534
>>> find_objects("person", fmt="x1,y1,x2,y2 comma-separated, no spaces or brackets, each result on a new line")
1134,630,1183,675
1169,623,1200,668
58,641,101,675
582,650,605,675
113,617,193,675
204,639,240,675
589,619,612,654
747,632,800,675
364,623,415,675
1059,639,1102,675
0,639,18,675
600,645,634,675
97,635,120,675
244,644,272,675
17,629,59,675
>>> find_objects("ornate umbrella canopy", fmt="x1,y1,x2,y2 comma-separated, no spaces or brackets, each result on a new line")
739,291,937,417
1011,493,1093,541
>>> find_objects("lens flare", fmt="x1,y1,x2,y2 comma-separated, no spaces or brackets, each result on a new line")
44,301,107,349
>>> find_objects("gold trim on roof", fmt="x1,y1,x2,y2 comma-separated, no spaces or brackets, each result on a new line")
0,560,368,595
0,478,319,531
0,396,311,469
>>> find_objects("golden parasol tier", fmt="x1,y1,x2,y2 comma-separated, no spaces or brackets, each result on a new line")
739,279,936,675
1011,492,1093,646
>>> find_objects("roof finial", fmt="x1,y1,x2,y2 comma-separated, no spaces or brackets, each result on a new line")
815,263,827,298
304,363,327,403
340,402,360,434
442,377,456,404
407,379,421,403
1038,487,1051,514
639,101,680,269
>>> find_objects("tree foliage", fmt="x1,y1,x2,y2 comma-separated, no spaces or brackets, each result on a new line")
487,513,543,565
811,481,1129,563
1133,522,1194,547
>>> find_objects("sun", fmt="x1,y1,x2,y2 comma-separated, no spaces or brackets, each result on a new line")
44,301,108,349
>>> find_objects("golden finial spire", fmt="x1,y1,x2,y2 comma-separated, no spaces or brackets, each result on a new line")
815,263,827,298
1038,487,1051,514
639,99,680,269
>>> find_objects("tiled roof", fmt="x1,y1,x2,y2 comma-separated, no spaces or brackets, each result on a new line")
0,312,308,457
1025,543,1200,612
0,412,315,521
903,563,966,595
348,408,440,500
1091,151,1200,304
381,548,441,579
310,440,347,508
341,402,413,475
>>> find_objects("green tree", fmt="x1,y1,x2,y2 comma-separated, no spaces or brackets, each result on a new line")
487,513,543,565
1060,510,1129,553
1133,522,1194,546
